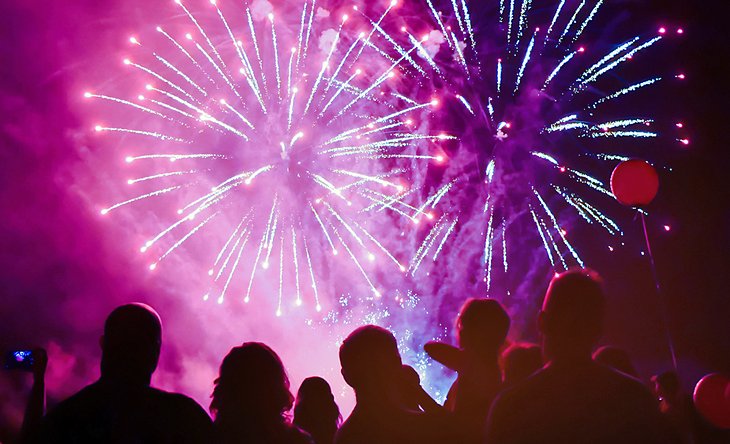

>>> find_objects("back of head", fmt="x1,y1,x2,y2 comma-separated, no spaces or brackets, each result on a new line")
294,377,341,439
502,342,543,386
593,346,638,377
540,269,605,359
100,303,162,384
211,342,293,425
651,371,680,400
457,298,510,354
339,326,402,394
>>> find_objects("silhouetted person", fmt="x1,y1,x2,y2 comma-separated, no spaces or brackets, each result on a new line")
425,298,510,443
335,325,450,444
293,377,341,444
18,348,47,444
38,303,213,444
501,342,542,388
593,345,638,377
486,269,678,444
211,342,312,444
652,371,708,443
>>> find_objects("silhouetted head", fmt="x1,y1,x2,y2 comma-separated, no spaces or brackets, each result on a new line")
294,377,341,443
538,269,605,361
501,342,542,386
651,371,681,401
211,342,294,425
593,346,638,377
100,303,162,385
456,298,510,355
340,326,402,397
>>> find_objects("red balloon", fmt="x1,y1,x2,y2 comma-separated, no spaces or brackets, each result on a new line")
694,373,730,429
610,159,659,206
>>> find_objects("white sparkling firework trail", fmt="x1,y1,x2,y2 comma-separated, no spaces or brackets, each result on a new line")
544,0,565,45
542,49,580,89
302,238,321,311
557,0,586,47
269,14,282,98
100,185,181,214
534,189,584,267
573,0,604,44
276,235,284,316
433,218,458,261
291,228,302,306
514,29,536,94
588,77,662,109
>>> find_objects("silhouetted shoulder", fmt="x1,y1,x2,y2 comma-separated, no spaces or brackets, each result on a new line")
40,382,213,444
336,407,450,444
281,424,315,444
486,362,675,444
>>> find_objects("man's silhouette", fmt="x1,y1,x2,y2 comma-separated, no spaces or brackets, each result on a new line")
486,269,677,444
335,325,450,444
425,298,510,444
39,303,213,444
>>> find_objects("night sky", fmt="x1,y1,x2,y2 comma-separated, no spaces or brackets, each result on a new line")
1,0,728,440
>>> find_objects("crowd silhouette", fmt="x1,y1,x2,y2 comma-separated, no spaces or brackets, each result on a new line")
10,269,729,443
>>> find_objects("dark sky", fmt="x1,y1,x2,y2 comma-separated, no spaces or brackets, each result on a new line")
1,0,729,440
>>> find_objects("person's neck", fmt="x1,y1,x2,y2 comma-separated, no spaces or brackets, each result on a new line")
99,372,151,387
546,350,593,367
354,390,398,412
464,348,500,363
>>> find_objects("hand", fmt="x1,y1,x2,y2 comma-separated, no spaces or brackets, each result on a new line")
32,348,47,382
424,341,464,372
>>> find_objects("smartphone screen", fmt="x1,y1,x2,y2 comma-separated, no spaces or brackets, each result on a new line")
3,350,35,371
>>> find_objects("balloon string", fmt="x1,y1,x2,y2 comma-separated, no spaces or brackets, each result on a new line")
640,211,678,371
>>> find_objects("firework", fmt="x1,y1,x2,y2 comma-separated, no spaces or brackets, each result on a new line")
412,0,685,293
89,0,450,315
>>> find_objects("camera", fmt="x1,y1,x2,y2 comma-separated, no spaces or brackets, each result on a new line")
3,350,35,371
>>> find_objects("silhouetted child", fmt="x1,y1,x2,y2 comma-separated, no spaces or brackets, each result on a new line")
652,371,714,443
425,298,510,444
38,303,213,444
211,342,312,444
294,377,341,444
501,342,542,388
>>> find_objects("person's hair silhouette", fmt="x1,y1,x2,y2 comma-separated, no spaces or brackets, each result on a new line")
457,298,511,354
38,303,213,444
538,269,605,361
101,303,162,384
593,345,638,377
293,377,341,444
211,342,312,444
339,326,402,396
336,326,451,444
486,270,678,444
501,342,542,387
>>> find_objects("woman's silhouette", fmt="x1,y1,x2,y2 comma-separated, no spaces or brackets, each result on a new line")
211,342,312,444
